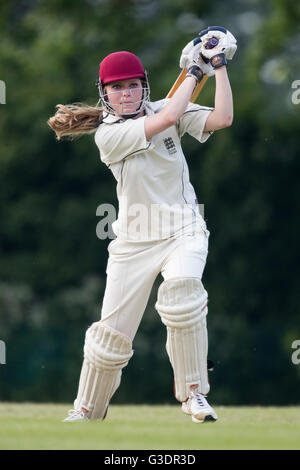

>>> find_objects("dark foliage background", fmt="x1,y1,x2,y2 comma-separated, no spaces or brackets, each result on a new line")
0,0,299,405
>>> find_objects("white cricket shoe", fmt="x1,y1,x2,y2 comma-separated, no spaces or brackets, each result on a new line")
182,392,218,423
62,409,90,422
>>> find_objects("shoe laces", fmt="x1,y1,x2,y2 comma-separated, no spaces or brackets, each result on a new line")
67,409,85,417
191,392,208,407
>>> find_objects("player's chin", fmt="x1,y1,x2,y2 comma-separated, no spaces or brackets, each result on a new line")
121,104,138,113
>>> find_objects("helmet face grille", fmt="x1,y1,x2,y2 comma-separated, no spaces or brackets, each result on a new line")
97,83,151,117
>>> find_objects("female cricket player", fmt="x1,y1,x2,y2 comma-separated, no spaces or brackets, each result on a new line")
48,26,237,423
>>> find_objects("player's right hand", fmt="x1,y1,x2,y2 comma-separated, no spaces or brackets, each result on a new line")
179,40,215,77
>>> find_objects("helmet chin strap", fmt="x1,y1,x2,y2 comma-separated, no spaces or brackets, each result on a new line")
120,112,140,119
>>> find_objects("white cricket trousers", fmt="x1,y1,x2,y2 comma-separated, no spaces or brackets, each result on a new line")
100,226,210,341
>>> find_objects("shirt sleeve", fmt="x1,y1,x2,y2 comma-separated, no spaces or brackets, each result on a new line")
177,102,214,143
94,115,151,166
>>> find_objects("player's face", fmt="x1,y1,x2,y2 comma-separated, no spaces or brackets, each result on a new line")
104,79,144,116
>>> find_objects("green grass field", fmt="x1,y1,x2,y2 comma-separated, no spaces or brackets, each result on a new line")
0,403,299,450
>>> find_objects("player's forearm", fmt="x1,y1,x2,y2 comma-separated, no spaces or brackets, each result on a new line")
212,67,233,127
162,76,196,123
144,76,196,140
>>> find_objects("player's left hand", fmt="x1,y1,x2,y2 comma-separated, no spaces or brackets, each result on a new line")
179,40,215,77
199,26,237,61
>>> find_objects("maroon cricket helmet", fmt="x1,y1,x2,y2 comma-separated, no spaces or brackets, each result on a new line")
99,51,146,85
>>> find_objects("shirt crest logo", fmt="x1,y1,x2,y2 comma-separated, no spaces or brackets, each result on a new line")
163,137,177,155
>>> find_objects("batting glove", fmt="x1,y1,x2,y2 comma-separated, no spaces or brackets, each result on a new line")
186,65,204,84
198,26,237,62
179,39,215,77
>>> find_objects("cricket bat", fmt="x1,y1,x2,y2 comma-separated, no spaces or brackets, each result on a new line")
166,68,208,103
166,35,220,102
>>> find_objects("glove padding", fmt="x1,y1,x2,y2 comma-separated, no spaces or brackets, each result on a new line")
199,26,237,61
180,39,215,77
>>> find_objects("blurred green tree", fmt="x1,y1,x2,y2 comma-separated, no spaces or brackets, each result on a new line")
0,0,299,405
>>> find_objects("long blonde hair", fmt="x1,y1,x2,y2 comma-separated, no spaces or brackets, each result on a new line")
47,102,104,140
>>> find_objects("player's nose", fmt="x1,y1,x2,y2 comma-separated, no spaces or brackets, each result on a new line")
122,88,132,96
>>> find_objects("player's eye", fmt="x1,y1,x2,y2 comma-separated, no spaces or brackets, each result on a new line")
130,82,139,88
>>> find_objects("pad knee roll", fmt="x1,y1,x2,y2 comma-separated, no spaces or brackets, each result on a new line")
155,277,209,401
74,322,133,420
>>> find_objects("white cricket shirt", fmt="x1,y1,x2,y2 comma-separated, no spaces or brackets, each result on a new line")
95,99,213,241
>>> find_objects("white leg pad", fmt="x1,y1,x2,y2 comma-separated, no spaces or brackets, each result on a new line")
155,277,209,402
74,322,133,420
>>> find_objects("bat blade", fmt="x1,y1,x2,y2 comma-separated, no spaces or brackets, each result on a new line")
166,68,208,103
